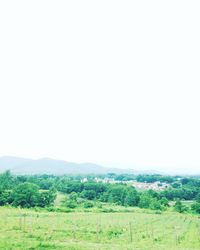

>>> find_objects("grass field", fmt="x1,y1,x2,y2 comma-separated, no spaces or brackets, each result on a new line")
0,207,199,250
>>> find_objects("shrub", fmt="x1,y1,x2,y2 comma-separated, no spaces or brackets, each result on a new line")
65,200,77,209
191,202,200,214
174,200,187,213
83,201,94,208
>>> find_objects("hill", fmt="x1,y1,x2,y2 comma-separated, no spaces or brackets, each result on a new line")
0,156,141,175
0,156,163,175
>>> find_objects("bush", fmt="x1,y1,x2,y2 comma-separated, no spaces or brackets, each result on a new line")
65,200,77,209
81,190,96,200
191,202,200,214
174,200,187,213
101,208,115,213
149,199,162,210
83,201,94,208
96,203,103,209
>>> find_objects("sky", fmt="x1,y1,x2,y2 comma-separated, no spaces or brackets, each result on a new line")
0,1,200,174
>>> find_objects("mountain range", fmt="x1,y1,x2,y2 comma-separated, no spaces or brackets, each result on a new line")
0,156,159,175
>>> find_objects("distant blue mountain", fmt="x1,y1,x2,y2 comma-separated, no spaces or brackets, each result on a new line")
0,156,161,175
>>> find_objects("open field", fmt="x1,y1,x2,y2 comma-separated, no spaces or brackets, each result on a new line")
0,207,199,250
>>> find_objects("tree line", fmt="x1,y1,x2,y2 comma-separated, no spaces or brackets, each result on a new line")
0,171,200,213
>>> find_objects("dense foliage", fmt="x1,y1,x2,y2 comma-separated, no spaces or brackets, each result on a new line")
0,171,56,208
0,171,200,213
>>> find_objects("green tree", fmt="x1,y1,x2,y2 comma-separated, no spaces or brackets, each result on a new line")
0,190,13,205
84,201,94,208
81,190,96,200
191,202,200,214
11,182,40,208
124,188,139,206
0,170,14,190
160,197,169,206
37,188,56,208
174,200,186,213
149,198,162,210
65,200,77,209
138,193,152,209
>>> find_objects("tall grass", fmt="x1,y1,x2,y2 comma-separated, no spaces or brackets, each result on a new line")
0,207,199,250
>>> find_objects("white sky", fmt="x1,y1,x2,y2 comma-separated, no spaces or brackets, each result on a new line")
0,1,200,174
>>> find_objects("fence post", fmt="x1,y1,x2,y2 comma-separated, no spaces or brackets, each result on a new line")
129,222,133,243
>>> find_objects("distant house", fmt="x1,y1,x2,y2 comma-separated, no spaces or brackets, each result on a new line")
81,177,88,183
131,181,169,191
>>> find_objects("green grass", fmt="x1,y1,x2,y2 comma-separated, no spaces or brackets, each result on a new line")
55,192,66,207
0,207,200,250
181,200,195,207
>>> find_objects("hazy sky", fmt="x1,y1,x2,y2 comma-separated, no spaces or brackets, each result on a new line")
0,1,200,174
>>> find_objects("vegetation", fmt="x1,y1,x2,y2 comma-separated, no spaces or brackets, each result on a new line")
0,207,199,250
0,171,200,248
0,171,200,214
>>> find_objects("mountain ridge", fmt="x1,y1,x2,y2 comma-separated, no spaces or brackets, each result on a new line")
0,156,161,175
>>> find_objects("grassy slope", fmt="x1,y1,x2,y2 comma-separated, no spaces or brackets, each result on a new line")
0,207,199,250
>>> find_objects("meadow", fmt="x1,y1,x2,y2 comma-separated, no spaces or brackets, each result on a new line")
0,207,199,250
